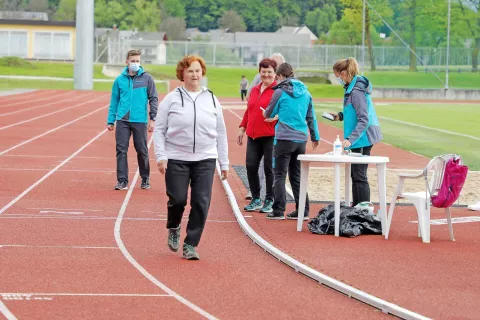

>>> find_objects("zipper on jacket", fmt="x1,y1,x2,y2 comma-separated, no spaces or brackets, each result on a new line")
179,88,210,154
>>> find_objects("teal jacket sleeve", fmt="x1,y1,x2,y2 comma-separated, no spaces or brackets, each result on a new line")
306,96,320,142
107,78,120,125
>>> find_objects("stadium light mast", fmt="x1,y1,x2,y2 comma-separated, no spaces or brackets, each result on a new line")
445,0,451,90
362,0,366,76
74,0,94,90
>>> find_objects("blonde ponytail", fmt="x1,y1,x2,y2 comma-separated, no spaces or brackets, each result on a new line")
333,57,360,84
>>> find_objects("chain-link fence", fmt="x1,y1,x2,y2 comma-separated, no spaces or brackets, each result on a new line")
97,38,479,71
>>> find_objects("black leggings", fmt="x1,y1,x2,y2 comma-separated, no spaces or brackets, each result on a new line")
246,136,274,201
350,145,373,206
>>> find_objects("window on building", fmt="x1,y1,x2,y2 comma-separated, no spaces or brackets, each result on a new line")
34,31,71,59
0,30,28,58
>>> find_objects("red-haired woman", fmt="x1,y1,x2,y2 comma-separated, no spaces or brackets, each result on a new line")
237,58,277,214
153,55,229,260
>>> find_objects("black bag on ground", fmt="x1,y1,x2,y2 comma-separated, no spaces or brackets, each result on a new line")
307,204,382,237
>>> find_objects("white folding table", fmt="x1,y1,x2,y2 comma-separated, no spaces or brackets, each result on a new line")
296,154,390,237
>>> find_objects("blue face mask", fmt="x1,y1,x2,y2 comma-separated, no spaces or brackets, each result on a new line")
128,62,140,73
336,76,345,86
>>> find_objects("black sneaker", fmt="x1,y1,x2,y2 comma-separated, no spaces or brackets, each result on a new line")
286,210,309,220
141,177,150,189
168,226,180,252
114,181,128,190
183,243,200,260
266,212,285,220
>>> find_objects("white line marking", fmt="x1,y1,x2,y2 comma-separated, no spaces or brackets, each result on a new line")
0,300,17,320
0,215,237,223
0,91,71,108
0,105,107,156
114,136,218,320
0,293,169,297
409,216,480,225
379,115,480,140
0,129,107,215
0,94,107,131
0,92,85,116
0,244,118,250
39,210,83,215
27,207,103,212
216,163,430,320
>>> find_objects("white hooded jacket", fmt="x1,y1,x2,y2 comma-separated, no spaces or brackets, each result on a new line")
153,87,229,170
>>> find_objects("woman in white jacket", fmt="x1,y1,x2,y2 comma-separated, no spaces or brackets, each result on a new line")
154,55,229,260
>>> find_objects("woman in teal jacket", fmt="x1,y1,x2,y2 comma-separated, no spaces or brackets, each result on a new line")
329,57,382,206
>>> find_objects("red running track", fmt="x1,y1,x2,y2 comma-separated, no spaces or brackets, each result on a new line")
0,90,389,319
224,106,480,320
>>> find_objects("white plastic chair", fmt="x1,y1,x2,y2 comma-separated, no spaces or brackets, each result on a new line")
385,154,461,243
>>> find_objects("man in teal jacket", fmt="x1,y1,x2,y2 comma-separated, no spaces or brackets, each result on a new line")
107,49,158,190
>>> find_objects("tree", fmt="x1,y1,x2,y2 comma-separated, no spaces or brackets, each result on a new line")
159,0,186,20
160,17,186,40
2,0,23,10
340,0,393,71
124,0,161,32
306,4,336,37
54,0,75,21
218,10,246,32
94,0,127,29
457,0,480,71
183,0,223,31
27,0,49,12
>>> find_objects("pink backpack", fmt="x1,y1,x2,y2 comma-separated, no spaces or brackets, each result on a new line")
428,156,468,208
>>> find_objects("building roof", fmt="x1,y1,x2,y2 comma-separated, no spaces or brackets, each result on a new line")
276,25,318,41
0,19,75,27
130,32,168,41
0,11,48,21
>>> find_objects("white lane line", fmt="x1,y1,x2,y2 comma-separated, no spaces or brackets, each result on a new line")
216,163,430,320
0,129,107,215
0,300,16,320
39,210,83,215
114,136,218,320
0,105,107,156
0,91,71,108
0,92,87,116
0,93,108,131
27,207,103,212
0,244,118,250
0,215,238,223
378,115,480,141
0,293,170,297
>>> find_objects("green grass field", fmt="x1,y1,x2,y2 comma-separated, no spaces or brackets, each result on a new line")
1,60,480,98
314,103,480,170
1,59,479,170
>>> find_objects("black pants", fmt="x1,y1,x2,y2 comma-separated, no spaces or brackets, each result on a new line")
350,145,373,206
246,136,274,201
115,120,150,183
165,159,216,247
240,89,247,101
272,140,309,215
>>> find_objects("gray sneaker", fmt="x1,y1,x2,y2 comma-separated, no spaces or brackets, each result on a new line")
168,226,180,252
183,243,200,260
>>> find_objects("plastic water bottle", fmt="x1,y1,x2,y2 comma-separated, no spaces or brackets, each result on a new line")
333,135,342,156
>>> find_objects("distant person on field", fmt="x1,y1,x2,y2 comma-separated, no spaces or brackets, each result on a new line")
263,63,320,220
107,49,158,191
153,55,229,260
238,58,277,214
240,75,249,102
328,57,382,206
243,53,286,200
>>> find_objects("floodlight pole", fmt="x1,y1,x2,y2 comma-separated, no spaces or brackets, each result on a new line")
74,0,94,90
362,0,366,75
445,0,451,90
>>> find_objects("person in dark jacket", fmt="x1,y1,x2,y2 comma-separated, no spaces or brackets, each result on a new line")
107,49,158,191
238,58,278,213
328,57,383,206
263,63,320,220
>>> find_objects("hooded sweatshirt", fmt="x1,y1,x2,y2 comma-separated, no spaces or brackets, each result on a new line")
264,78,320,142
153,87,229,170
107,66,158,124
338,75,382,149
